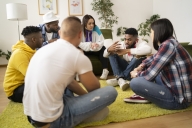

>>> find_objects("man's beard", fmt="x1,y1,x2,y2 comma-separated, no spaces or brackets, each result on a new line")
126,42,136,49
50,28,58,33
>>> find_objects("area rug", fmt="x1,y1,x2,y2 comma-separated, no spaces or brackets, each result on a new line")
0,80,192,128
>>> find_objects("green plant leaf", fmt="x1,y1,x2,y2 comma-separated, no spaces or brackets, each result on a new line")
91,0,118,29
0,49,12,60
137,14,160,43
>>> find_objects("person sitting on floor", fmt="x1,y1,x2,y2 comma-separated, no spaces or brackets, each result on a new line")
3,26,43,103
104,28,152,91
124,18,192,109
39,11,60,47
23,16,117,128
79,14,109,80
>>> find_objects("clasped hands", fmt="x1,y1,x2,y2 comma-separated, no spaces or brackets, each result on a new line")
130,64,143,78
90,42,99,50
107,41,127,55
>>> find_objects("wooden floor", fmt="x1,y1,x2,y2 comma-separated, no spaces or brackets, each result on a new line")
0,66,192,128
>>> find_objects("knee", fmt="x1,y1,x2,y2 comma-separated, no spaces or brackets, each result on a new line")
130,78,140,91
105,86,118,98
109,54,118,59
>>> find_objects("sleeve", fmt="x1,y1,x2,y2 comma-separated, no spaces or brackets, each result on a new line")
141,53,156,67
103,39,114,58
138,42,175,80
92,27,104,51
130,41,152,55
79,42,91,51
13,53,29,76
103,49,110,58
76,52,92,75
103,41,125,58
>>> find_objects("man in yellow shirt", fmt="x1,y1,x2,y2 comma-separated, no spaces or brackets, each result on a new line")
3,26,43,103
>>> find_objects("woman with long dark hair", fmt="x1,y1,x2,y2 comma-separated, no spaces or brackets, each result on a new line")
79,14,109,79
125,18,192,110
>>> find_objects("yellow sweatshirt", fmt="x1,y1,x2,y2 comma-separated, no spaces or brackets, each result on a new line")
3,40,36,97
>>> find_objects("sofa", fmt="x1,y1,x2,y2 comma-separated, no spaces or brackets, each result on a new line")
180,42,192,56
87,29,113,75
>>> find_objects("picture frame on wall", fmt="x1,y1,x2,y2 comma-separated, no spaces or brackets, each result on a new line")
68,0,83,16
38,0,58,15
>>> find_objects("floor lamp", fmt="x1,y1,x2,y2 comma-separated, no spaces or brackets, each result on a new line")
6,3,28,40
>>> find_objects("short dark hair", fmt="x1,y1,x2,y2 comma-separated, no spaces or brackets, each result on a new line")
82,14,96,37
21,26,41,37
150,18,175,50
125,28,138,36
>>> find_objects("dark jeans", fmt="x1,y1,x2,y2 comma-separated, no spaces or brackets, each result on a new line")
8,83,24,103
84,46,108,69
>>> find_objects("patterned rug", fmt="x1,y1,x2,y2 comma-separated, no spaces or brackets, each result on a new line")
0,80,192,128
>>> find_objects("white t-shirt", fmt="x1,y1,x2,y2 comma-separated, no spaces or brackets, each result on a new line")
46,32,53,40
23,39,92,122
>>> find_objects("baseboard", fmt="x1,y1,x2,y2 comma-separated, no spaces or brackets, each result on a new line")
0,64,7,67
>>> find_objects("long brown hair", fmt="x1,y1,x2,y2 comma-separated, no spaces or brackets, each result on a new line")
151,18,177,50
82,14,96,37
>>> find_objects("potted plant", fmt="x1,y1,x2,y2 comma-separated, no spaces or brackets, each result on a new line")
116,26,128,41
91,0,118,39
91,0,118,29
137,14,160,42
0,49,12,60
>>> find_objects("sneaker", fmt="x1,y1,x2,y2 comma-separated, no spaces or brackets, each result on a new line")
118,78,129,91
106,78,118,86
82,107,109,123
124,94,150,103
76,74,79,81
100,69,109,80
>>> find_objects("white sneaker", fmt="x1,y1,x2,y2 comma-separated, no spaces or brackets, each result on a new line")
100,69,109,80
76,74,79,81
106,78,118,86
118,78,129,91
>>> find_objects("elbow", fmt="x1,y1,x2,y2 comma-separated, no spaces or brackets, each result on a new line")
96,81,100,88
90,81,100,92
93,81,100,90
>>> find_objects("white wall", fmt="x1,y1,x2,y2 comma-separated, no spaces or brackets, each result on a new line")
0,0,153,65
153,0,192,44
112,0,153,41
1,0,192,65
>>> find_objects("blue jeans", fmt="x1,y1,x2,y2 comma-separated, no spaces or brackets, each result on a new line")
109,54,145,80
130,76,190,110
50,86,117,128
